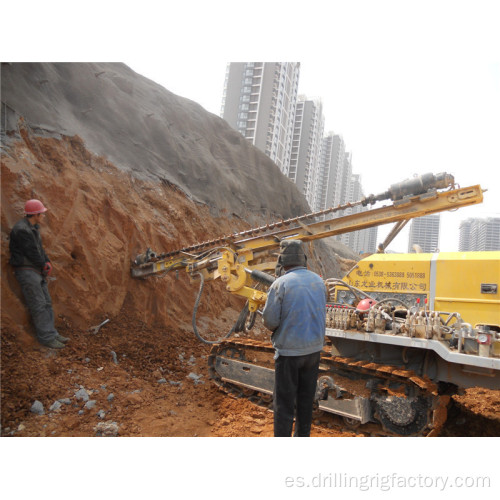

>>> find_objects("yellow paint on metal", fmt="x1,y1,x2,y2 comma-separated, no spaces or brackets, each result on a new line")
344,253,431,297
434,252,500,328
342,251,500,329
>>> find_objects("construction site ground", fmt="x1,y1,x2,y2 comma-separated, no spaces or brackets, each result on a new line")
2,312,499,438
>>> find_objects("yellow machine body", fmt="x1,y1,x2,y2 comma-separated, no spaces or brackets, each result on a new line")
341,251,500,329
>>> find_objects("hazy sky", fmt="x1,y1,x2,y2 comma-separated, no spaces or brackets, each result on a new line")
3,0,500,251
125,1,500,251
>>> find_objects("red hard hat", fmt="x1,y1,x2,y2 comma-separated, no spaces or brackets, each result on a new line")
24,199,48,215
356,298,377,311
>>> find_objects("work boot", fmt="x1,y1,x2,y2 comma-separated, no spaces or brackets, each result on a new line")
41,338,65,349
56,334,70,343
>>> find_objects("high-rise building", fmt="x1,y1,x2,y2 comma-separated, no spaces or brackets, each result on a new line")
459,219,472,251
341,174,378,254
316,133,346,212
408,215,441,252
289,96,324,208
220,63,376,255
221,62,300,175
459,217,500,251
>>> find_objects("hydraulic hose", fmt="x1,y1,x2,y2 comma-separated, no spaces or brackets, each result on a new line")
191,271,237,344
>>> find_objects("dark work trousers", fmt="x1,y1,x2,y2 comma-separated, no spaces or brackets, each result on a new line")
273,351,321,437
14,268,58,344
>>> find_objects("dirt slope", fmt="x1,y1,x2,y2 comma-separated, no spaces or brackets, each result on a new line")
0,60,349,436
0,131,354,437
1,62,310,219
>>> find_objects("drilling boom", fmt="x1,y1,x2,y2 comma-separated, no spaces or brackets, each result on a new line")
131,174,484,310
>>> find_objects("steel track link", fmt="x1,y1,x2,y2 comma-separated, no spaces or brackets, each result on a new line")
208,338,449,437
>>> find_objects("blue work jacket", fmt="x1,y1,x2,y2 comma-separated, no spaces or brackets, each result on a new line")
262,266,327,357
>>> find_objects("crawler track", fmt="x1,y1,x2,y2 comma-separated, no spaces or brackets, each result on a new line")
208,338,449,436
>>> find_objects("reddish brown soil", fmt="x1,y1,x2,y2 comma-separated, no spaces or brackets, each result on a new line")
1,133,499,437
2,314,498,437
0,314,354,437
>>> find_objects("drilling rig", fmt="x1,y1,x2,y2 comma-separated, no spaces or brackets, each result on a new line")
131,172,499,436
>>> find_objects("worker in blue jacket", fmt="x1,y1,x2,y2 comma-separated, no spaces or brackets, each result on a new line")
263,240,327,436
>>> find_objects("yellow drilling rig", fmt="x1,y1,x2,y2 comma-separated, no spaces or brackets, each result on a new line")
132,172,499,436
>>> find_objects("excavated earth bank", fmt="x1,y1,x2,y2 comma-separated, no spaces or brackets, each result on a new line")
1,63,498,437
0,132,353,437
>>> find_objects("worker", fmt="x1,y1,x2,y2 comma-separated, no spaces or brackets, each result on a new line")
262,240,327,437
9,199,69,349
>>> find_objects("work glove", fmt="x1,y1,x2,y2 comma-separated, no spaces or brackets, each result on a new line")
43,262,53,276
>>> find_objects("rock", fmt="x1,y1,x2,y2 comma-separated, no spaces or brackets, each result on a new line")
187,372,204,385
169,380,182,387
110,351,118,364
188,355,196,365
95,421,119,437
125,393,143,405
85,400,97,410
59,398,72,405
75,388,89,402
107,393,114,402
96,410,106,419
30,400,44,415
17,424,26,432
49,401,62,412
157,378,167,384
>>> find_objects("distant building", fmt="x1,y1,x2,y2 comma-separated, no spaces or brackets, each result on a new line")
289,96,324,209
221,62,300,175
459,219,472,251
408,215,441,253
220,63,375,254
342,174,378,254
459,217,500,251
316,133,346,212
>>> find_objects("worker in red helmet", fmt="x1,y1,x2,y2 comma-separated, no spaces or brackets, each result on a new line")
9,199,69,349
